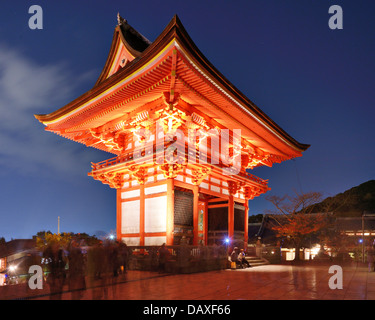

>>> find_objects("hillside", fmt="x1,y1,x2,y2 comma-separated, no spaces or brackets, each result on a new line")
311,180,375,217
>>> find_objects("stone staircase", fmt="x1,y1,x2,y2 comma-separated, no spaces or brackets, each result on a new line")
245,256,269,267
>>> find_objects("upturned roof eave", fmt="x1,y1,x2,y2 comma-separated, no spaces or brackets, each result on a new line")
34,15,309,153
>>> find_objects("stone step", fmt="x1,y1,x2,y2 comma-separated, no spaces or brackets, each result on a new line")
245,256,269,267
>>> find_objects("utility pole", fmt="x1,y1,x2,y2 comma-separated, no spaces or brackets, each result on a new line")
58,216,60,235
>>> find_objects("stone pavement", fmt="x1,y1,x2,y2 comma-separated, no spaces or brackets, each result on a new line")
4,261,375,300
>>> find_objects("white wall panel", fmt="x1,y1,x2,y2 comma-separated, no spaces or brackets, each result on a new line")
121,189,140,199
145,236,166,246
121,200,140,234
200,182,209,189
145,184,167,195
145,196,167,233
122,237,140,246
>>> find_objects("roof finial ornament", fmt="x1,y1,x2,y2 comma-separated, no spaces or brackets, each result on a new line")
117,12,127,26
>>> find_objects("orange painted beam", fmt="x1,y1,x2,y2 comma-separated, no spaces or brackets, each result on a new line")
121,233,140,237
144,232,167,237
207,204,229,209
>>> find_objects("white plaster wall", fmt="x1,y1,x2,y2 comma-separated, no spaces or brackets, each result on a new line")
211,177,220,185
200,182,209,189
121,200,140,234
144,184,167,195
145,196,167,233
121,237,140,246
121,189,140,199
145,236,167,246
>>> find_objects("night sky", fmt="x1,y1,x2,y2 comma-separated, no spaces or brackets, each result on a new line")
0,1,374,241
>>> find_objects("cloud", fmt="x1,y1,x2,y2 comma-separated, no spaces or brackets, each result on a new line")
0,43,100,178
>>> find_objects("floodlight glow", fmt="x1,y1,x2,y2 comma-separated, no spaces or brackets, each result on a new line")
225,238,230,244
9,265,17,272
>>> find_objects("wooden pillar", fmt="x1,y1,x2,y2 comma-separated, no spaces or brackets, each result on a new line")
228,194,234,244
227,181,237,247
166,178,175,245
193,185,199,245
139,184,145,246
244,200,249,250
243,187,253,251
204,200,208,245
116,188,122,241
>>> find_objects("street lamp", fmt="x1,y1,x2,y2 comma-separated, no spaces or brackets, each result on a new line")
9,265,17,272
224,237,231,256
8,265,18,285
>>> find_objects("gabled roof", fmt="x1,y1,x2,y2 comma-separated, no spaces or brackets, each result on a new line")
35,15,309,160
95,14,152,85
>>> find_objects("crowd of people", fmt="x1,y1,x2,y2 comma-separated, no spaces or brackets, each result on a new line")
39,240,253,298
42,239,129,299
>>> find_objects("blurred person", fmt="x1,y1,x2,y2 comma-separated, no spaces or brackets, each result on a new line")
107,241,120,299
157,243,169,273
118,241,129,277
367,245,375,272
67,240,86,300
87,242,109,299
230,247,240,269
238,249,251,268
44,244,66,300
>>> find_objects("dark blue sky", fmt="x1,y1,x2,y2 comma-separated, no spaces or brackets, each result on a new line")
0,1,374,240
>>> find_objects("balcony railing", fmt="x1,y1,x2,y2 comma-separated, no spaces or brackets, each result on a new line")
91,154,133,171
91,155,268,187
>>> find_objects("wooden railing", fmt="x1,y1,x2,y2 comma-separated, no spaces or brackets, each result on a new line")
243,171,269,186
91,155,268,187
126,245,228,273
91,154,133,171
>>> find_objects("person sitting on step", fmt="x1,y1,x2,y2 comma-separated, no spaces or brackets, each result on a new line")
238,249,251,268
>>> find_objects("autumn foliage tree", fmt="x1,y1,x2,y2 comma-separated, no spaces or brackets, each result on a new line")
36,231,102,250
36,231,72,249
266,192,331,261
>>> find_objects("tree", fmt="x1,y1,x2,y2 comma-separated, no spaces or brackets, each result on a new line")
266,192,330,261
35,231,100,249
248,214,264,223
318,227,354,260
36,232,72,249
